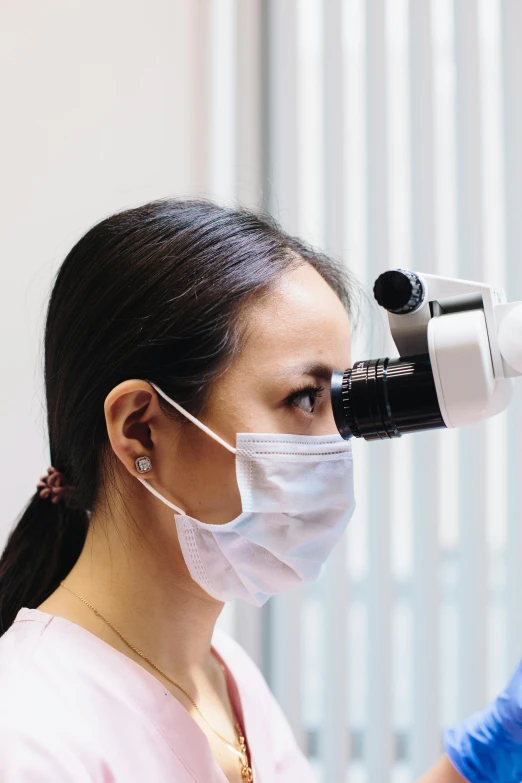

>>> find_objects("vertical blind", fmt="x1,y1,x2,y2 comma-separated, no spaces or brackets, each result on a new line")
209,1,522,780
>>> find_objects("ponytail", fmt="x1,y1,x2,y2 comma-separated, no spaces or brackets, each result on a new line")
0,491,88,635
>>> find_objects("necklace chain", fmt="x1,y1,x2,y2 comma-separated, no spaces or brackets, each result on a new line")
59,582,253,782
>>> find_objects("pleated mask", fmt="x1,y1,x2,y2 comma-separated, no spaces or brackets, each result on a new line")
136,382,356,606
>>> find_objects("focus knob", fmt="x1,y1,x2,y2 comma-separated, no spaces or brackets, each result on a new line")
373,269,425,314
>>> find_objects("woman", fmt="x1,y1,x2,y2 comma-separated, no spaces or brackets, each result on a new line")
0,199,518,782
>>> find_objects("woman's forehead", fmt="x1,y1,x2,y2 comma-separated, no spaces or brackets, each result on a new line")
241,264,352,373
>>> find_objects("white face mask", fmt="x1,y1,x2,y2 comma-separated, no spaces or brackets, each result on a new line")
136,382,356,606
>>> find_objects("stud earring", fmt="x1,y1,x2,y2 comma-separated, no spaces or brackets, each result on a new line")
135,456,152,473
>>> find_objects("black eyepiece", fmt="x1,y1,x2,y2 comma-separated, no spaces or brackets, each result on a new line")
331,355,446,441
373,269,425,314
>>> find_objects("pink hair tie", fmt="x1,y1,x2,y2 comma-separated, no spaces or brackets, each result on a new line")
37,466,73,505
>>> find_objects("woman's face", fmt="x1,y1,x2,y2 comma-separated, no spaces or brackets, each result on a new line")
161,261,353,524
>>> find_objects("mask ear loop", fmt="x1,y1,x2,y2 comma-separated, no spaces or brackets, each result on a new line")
135,382,238,515
136,476,186,514
149,381,237,454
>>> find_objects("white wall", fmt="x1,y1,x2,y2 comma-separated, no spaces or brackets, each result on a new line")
0,0,210,538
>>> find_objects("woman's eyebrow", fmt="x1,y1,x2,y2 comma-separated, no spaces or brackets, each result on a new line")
280,362,335,382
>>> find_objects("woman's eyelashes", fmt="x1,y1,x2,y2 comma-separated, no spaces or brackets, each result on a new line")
286,385,326,415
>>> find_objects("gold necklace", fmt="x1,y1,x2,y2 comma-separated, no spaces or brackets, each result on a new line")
59,582,253,783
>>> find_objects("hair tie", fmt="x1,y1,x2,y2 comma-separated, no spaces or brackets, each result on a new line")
37,466,74,505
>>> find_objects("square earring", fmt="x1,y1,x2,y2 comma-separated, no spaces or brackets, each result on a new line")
135,456,152,473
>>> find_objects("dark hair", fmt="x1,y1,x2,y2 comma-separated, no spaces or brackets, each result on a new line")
0,198,361,634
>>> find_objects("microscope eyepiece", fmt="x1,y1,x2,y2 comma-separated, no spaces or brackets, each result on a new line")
373,269,425,314
331,355,446,440
332,270,439,439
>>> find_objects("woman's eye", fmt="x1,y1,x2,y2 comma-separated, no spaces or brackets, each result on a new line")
289,386,325,415
294,391,315,413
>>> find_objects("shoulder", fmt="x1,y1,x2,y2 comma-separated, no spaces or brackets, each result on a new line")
0,607,98,727
0,610,96,779
0,608,92,713
0,608,59,711
0,609,193,781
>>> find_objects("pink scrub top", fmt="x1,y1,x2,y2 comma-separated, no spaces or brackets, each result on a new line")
0,607,316,782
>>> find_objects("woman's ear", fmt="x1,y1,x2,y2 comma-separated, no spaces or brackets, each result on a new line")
103,380,165,479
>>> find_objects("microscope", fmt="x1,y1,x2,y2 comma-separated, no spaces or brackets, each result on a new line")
331,269,522,440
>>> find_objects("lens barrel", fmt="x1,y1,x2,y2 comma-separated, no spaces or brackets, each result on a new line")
331,354,446,440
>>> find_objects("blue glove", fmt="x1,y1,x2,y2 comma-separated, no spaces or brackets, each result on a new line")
444,658,522,783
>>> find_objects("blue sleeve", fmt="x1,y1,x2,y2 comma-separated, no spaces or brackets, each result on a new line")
444,660,522,783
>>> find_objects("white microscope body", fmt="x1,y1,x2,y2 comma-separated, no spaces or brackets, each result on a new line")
330,269,522,441
388,272,522,429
